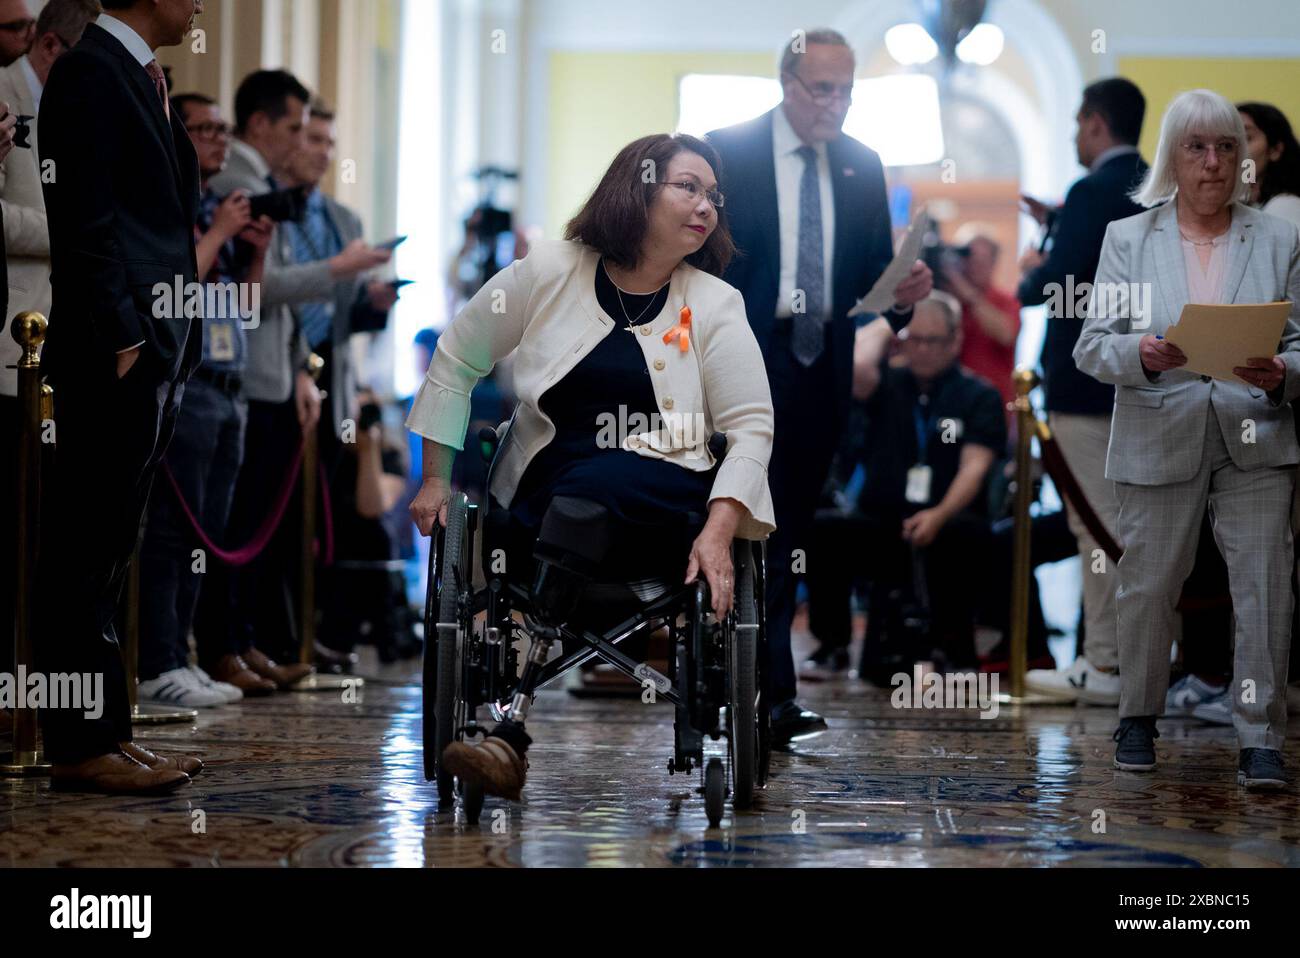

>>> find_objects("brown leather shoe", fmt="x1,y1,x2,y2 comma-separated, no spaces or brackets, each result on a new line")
441,737,527,801
211,654,277,696
120,741,204,778
242,646,314,690
51,748,190,795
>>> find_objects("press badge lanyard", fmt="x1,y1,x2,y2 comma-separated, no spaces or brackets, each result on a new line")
905,394,934,504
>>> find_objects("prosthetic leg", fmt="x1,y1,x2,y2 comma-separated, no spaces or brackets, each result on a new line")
445,498,612,797
504,497,612,727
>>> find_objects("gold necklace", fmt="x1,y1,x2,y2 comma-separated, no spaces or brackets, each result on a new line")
603,261,669,332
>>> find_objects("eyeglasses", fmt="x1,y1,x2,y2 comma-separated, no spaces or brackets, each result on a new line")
783,70,854,106
903,333,953,348
188,121,233,141
665,180,724,209
0,18,34,34
1180,138,1238,161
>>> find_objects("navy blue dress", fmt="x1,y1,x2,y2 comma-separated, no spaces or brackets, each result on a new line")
509,261,715,577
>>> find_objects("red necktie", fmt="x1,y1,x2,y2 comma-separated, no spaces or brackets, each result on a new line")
145,59,170,122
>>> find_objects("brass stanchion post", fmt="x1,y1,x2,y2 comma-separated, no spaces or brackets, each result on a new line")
2,313,52,775
291,353,354,692
998,368,1054,706
126,537,196,725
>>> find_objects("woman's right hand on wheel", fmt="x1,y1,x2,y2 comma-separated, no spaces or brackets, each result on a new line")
410,477,452,536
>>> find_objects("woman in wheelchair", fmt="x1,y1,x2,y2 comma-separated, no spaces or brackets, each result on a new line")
407,133,775,800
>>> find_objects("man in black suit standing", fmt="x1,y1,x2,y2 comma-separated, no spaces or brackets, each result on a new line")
708,29,931,740
36,0,206,792
1017,78,1147,706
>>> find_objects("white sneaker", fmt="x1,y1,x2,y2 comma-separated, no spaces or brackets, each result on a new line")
189,665,243,704
138,667,228,708
1024,656,1120,706
1191,690,1234,726
1164,674,1225,717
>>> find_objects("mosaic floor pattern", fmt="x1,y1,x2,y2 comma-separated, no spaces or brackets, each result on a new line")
4,641,1300,868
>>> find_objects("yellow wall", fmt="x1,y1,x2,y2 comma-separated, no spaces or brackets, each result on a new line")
547,51,773,237
547,52,1300,236
1118,57,1300,161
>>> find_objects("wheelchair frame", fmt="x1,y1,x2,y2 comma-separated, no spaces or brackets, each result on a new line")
421,429,772,828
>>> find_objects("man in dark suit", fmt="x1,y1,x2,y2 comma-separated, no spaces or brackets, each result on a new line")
708,28,931,739
1017,78,1147,706
35,0,206,792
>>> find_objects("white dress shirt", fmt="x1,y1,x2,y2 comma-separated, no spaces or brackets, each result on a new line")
772,104,834,319
18,55,41,112
1089,143,1139,173
95,13,158,355
94,12,156,67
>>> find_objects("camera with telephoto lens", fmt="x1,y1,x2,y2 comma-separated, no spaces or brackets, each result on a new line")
248,186,309,223
358,401,383,432
11,114,32,149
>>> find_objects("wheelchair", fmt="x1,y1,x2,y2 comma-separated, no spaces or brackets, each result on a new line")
421,426,772,827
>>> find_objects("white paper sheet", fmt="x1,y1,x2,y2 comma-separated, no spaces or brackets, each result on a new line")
848,208,928,317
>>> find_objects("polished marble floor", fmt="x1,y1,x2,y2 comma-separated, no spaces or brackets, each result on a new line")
3,632,1300,868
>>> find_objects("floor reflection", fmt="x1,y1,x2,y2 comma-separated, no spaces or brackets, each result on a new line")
3,648,1299,868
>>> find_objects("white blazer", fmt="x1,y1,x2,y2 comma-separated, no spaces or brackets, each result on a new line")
0,58,50,397
406,240,776,539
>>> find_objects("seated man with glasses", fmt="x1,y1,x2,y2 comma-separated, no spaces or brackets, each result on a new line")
832,292,1006,674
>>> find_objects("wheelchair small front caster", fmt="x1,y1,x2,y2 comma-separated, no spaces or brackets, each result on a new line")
463,780,485,825
704,758,725,828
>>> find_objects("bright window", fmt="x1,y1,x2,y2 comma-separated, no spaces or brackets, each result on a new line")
677,73,945,168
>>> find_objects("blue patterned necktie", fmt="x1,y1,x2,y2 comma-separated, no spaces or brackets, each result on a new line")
286,193,341,349
792,144,826,367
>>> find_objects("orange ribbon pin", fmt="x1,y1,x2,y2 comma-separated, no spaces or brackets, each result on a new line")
663,305,692,353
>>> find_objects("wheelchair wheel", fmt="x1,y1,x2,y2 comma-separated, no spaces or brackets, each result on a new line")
427,493,470,805
704,757,725,828
462,779,485,825
728,541,760,809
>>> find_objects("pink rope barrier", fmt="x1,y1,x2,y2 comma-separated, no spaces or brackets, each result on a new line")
162,443,306,567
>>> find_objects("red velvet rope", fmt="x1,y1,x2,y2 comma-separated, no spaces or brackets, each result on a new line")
316,459,335,567
163,443,338,568
162,442,306,567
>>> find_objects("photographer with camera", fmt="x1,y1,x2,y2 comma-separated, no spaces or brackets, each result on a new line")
134,93,281,707
319,387,415,664
834,294,1006,676
196,71,391,682
938,223,1021,412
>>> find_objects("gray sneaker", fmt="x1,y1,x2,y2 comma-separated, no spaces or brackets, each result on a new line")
1113,716,1159,771
1164,674,1225,717
1191,690,1234,726
1238,748,1286,790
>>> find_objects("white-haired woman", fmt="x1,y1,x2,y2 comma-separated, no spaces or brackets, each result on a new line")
1074,89,1300,789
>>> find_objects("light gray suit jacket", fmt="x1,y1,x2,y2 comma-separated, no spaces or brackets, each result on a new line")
1074,201,1300,485
209,140,373,433
0,58,49,396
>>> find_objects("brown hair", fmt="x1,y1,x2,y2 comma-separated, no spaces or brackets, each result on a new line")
564,133,735,277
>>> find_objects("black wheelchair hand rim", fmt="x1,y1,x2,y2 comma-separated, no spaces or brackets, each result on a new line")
433,493,470,805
